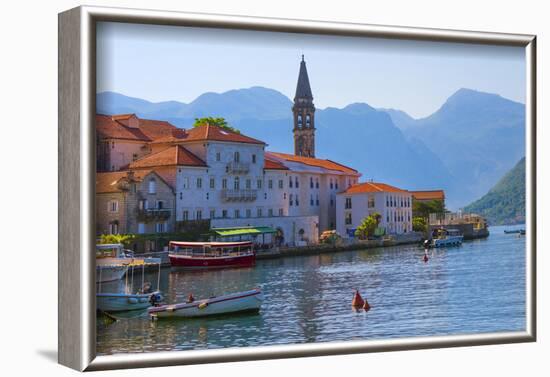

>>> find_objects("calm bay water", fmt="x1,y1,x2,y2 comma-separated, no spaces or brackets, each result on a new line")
96,225,526,355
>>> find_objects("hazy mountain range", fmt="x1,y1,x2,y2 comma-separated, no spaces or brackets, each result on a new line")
97,86,525,209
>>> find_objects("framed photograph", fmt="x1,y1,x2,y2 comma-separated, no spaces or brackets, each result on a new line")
58,6,536,371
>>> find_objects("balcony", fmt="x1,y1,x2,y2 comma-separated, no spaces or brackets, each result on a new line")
227,161,250,174
137,208,172,222
221,189,257,202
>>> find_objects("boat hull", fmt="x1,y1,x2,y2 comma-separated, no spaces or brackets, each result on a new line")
97,292,152,312
149,289,263,319
96,265,128,283
433,235,464,247
169,253,256,269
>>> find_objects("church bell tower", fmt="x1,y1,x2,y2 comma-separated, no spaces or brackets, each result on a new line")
293,55,316,158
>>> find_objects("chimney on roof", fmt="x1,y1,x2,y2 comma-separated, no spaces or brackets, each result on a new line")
127,115,140,129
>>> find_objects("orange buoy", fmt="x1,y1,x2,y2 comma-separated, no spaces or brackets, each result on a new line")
352,290,365,308
363,298,371,311
187,293,195,303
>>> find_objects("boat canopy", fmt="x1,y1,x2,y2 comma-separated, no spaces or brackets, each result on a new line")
211,226,277,237
169,241,254,248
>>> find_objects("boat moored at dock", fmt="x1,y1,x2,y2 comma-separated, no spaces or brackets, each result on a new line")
148,288,264,319
168,241,256,269
427,228,464,248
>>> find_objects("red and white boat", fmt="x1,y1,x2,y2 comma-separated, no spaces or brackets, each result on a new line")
168,241,256,269
148,288,263,319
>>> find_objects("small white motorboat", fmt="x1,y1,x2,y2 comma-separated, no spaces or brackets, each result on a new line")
430,228,464,248
97,291,163,312
148,288,264,319
96,243,131,283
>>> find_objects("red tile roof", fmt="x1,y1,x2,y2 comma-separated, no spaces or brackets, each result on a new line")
343,182,409,194
266,152,359,175
411,190,445,201
96,170,153,193
264,156,289,170
151,124,266,145
128,145,207,169
96,114,177,141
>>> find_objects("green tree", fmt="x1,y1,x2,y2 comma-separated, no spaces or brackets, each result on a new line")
99,234,135,247
412,217,427,232
355,212,381,240
412,200,446,219
193,117,240,134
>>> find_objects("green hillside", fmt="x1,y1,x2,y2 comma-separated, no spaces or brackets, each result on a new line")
464,157,525,225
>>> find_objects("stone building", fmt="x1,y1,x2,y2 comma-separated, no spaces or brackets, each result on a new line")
336,182,413,238
96,170,176,236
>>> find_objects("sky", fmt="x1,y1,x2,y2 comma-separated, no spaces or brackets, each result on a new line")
97,22,526,119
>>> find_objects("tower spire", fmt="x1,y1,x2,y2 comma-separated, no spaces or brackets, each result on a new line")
292,55,316,158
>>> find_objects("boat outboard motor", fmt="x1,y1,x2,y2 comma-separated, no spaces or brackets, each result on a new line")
149,292,164,306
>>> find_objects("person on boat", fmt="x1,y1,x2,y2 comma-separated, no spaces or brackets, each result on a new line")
187,293,195,303
142,282,153,294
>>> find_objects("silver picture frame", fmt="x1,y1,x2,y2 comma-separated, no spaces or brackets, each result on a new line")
58,5,537,371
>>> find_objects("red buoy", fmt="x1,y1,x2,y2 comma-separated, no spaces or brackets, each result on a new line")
423,254,429,263
187,293,195,303
352,290,365,308
363,298,371,311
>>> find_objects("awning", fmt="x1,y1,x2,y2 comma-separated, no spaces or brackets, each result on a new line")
212,226,277,237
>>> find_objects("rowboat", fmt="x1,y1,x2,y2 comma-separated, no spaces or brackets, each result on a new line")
168,241,256,269
148,288,264,319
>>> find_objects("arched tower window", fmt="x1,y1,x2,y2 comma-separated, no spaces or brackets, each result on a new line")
148,178,156,194
297,115,303,128
306,114,311,127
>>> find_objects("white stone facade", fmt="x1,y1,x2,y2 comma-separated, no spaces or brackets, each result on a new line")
336,188,413,238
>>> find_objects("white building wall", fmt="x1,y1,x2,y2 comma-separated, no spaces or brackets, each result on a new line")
336,190,412,238
211,215,319,246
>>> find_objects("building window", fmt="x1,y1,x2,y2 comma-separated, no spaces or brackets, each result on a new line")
316,195,319,206
310,177,314,188
196,177,202,189
268,208,273,217
222,210,228,218
246,209,251,218
252,154,257,164
111,141,115,149
268,179,273,189
297,115,303,127
210,209,215,219
345,197,352,209
284,193,287,200
330,179,333,189
368,196,375,208
148,178,156,194
278,180,284,189
206,192,209,200
296,196,300,206
156,200,164,209
210,177,215,189
289,194,293,206
155,222,166,233
257,208,262,217
306,114,311,126
310,195,314,206
137,223,145,234
182,210,189,221
315,178,319,189
216,152,221,161
345,213,352,225
196,210,202,220
289,177,293,188
138,199,147,210
234,209,240,218
234,177,240,190
335,181,339,190
183,177,190,190
330,197,334,207
257,179,262,189
108,200,119,213
246,179,251,189
295,177,299,188
222,178,228,189
234,151,240,163
109,222,119,234
132,153,138,161
278,208,284,216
